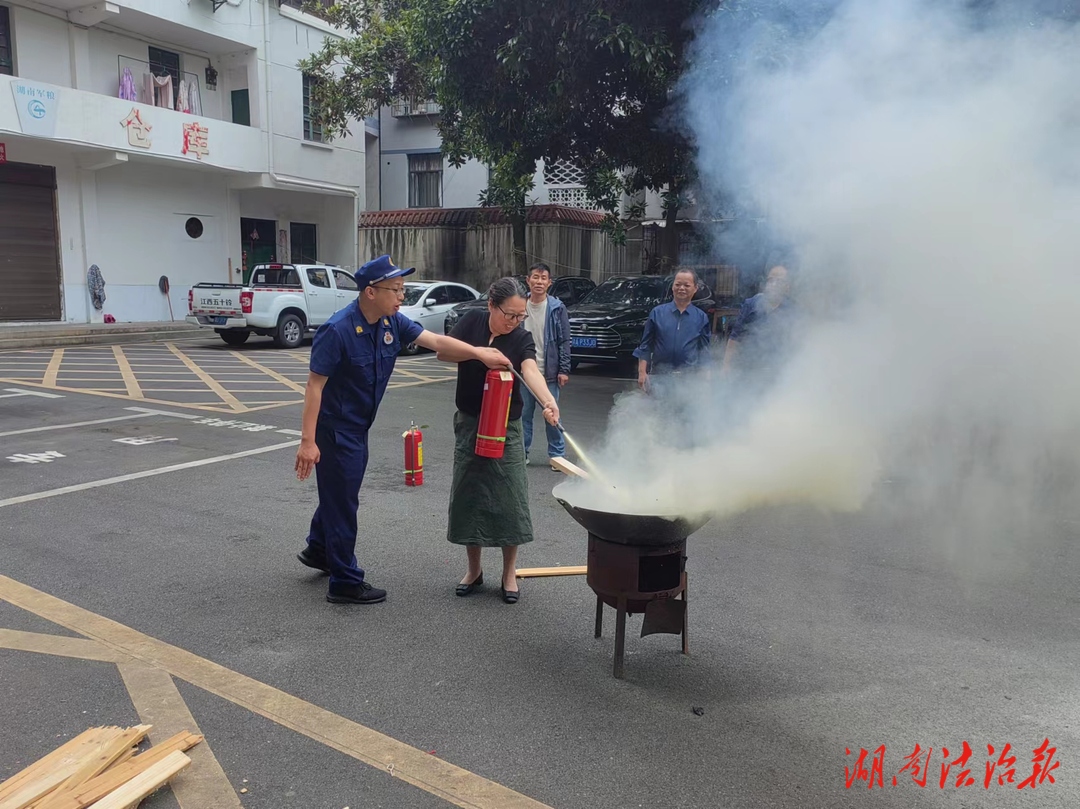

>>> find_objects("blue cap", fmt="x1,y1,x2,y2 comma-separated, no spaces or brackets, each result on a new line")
355,255,415,289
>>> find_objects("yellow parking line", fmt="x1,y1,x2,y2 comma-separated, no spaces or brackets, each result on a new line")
0,575,553,809
166,343,246,412
0,628,127,663
119,662,244,809
113,346,145,398
229,351,307,394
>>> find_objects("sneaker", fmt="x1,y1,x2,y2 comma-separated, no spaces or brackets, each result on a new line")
297,547,330,574
326,581,387,604
550,456,565,472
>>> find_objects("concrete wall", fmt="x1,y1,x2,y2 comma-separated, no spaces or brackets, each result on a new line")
9,7,71,88
358,224,639,291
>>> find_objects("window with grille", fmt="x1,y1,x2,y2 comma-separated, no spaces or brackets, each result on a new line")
543,160,585,186
302,74,323,142
0,6,13,76
291,222,318,263
148,46,181,101
408,153,443,208
548,187,594,210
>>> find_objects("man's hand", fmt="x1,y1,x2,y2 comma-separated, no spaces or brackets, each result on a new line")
542,400,561,427
295,439,320,481
637,371,649,393
475,347,511,369
557,373,569,388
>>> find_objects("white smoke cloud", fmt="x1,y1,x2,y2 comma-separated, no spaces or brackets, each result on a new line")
573,0,1080,542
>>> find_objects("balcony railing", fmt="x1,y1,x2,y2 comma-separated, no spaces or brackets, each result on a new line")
118,56,203,115
390,99,442,117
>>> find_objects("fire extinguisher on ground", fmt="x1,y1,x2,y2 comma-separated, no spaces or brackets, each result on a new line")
475,369,515,458
404,422,423,486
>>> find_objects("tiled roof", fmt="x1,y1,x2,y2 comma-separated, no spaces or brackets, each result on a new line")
359,204,607,229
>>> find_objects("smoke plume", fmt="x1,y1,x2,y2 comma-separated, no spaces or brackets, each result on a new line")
577,0,1080,542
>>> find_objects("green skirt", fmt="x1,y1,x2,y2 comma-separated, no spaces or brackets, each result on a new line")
447,411,534,547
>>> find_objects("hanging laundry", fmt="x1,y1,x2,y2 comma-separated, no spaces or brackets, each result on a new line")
119,68,138,101
188,81,202,116
143,73,155,106
152,74,175,110
176,80,190,113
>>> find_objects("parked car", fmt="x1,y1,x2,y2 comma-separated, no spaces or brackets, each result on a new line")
567,275,715,368
443,275,596,333
187,263,358,348
398,280,480,354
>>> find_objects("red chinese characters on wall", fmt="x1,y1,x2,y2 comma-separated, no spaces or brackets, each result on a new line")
182,122,209,160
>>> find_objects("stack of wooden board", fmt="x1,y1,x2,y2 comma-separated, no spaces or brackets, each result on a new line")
0,725,202,809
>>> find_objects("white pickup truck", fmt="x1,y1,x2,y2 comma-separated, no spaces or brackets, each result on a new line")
186,263,359,348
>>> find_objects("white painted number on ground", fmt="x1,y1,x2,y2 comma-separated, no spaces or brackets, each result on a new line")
8,451,65,464
114,436,179,446
193,417,277,433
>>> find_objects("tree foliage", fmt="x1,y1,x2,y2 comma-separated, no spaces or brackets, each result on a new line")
301,0,720,270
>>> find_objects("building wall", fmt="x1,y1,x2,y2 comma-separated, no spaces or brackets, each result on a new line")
0,2,366,323
9,6,71,88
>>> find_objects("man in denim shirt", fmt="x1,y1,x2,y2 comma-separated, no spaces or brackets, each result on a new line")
634,269,712,393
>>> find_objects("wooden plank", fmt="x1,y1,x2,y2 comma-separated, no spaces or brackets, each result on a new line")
515,566,587,578
0,729,112,801
0,730,102,801
0,728,128,809
550,456,590,479
38,733,202,809
84,751,190,809
53,726,150,796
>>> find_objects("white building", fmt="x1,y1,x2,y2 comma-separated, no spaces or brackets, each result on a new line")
0,0,369,324
373,101,685,222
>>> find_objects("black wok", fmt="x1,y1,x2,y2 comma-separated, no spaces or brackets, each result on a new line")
553,481,712,545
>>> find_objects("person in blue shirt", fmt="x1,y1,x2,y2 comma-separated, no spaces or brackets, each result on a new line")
633,269,712,393
722,263,794,376
294,255,509,605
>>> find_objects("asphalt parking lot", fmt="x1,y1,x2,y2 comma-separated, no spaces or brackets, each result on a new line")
1,336,1078,809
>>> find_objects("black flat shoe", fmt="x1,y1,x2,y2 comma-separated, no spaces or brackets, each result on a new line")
455,572,484,596
297,547,330,574
501,585,520,604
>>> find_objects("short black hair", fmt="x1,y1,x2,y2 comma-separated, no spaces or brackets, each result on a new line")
488,276,527,306
673,268,699,284
527,262,551,278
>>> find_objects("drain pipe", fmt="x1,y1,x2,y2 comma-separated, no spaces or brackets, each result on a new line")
262,0,361,270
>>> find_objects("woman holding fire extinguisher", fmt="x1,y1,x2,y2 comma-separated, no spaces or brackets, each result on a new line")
442,277,560,603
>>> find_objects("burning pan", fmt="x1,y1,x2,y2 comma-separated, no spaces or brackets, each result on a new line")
553,481,712,545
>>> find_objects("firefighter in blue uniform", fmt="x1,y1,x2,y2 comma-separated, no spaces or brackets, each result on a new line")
294,255,509,605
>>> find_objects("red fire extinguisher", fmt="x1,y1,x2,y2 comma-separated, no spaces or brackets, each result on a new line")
475,369,515,458
404,422,424,486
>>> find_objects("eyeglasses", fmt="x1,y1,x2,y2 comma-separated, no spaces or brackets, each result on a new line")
371,284,405,297
496,305,527,323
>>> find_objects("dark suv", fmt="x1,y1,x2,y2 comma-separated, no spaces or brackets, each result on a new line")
444,275,597,333
567,275,715,368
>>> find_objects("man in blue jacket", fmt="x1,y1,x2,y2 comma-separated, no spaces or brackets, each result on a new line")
520,263,571,469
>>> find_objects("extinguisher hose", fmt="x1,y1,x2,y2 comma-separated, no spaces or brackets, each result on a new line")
506,366,566,434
